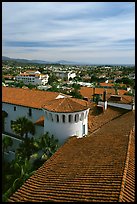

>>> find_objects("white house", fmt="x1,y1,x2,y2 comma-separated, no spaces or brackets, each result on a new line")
15,70,49,85
98,94,135,110
2,87,89,144
54,71,76,80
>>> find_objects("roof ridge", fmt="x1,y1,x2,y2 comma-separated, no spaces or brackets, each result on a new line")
118,128,134,201
55,97,66,111
66,97,74,112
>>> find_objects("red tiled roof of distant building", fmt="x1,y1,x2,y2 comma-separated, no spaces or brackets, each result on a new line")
100,83,127,88
100,82,114,87
79,87,93,98
20,73,30,76
118,89,128,95
80,87,128,101
8,111,135,202
2,87,60,109
3,75,14,79
80,87,116,99
118,83,127,87
42,97,89,113
108,80,114,83
108,95,133,104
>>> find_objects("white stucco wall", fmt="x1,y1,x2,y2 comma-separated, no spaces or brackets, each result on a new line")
98,101,107,110
107,102,132,110
35,125,44,139
98,101,133,110
68,72,76,79
15,74,49,85
2,102,44,137
43,109,89,144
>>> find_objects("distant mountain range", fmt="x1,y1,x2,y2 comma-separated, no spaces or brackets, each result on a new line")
2,56,134,66
2,56,80,65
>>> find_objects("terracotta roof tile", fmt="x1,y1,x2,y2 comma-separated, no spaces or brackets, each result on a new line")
119,127,135,202
2,87,60,109
100,82,114,87
80,87,131,103
100,83,126,88
34,116,44,126
108,95,133,104
42,97,89,113
117,89,127,95
80,87,116,99
9,110,135,202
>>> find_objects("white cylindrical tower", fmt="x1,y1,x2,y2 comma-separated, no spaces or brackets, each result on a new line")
42,97,90,144
103,90,107,110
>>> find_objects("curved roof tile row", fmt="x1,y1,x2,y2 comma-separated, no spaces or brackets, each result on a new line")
9,111,135,202
119,127,135,202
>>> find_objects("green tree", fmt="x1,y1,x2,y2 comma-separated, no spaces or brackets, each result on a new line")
2,136,13,158
94,94,102,104
27,83,36,89
90,74,98,83
30,133,59,169
70,89,83,99
2,132,59,202
2,111,8,132
2,157,35,202
72,83,81,90
48,74,58,85
16,137,36,160
38,133,59,158
47,84,60,92
11,116,35,139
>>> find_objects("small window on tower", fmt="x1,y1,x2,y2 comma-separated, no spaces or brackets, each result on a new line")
75,114,79,123
80,113,84,121
14,106,16,111
68,114,73,123
62,115,65,123
55,114,59,122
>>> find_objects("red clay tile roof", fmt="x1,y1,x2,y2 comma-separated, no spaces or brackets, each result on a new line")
88,106,128,134
80,87,129,102
80,87,116,99
100,82,114,87
117,89,127,95
9,110,135,202
108,95,133,104
34,116,44,126
2,87,60,109
42,97,89,113
119,127,135,202
100,82,126,88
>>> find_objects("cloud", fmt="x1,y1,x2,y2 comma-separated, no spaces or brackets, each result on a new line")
2,2,135,64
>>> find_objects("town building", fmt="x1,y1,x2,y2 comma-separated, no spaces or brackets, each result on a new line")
54,70,76,80
80,87,134,110
15,70,49,85
2,87,89,144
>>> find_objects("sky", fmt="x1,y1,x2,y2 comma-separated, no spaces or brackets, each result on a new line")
2,2,135,64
